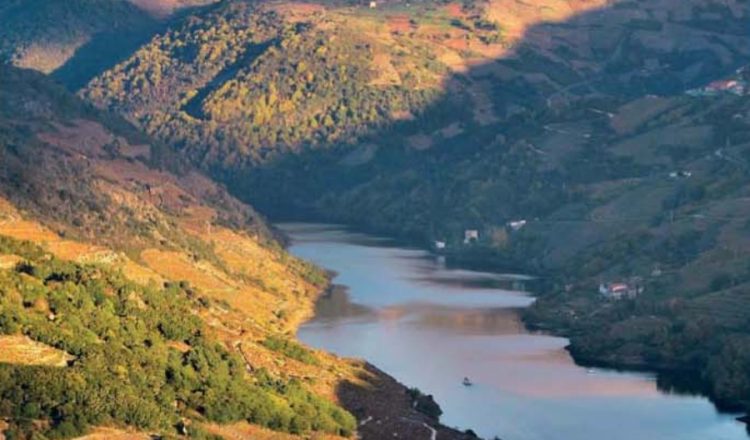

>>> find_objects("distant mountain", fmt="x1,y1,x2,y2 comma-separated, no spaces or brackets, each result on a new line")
0,0,220,90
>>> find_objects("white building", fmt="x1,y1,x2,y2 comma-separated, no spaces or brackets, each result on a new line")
599,282,643,300
507,220,527,231
669,170,692,179
464,230,479,244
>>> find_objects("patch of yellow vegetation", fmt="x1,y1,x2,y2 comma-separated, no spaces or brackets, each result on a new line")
205,421,344,440
0,199,110,263
485,0,610,43
140,247,285,330
0,218,58,243
437,48,469,73
0,255,21,270
141,249,232,292
121,259,165,286
45,241,107,262
71,427,151,440
267,2,327,22
0,197,162,285
369,53,402,86
0,335,74,367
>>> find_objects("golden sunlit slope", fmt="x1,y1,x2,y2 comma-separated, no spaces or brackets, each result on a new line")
87,0,618,166
127,0,219,17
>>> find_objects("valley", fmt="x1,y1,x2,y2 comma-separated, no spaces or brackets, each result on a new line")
0,0,749,438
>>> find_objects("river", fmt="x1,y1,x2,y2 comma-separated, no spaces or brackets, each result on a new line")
280,223,746,440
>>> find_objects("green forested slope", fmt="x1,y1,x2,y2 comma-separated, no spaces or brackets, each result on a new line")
0,236,355,439
83,0,456,165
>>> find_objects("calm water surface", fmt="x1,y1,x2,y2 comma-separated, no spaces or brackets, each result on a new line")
281,223,746,440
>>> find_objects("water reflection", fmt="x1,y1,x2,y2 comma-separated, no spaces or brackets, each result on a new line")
281,223,746,440
312,285,373,322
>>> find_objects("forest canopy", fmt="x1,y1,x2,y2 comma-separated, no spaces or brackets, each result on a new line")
0,235,355,439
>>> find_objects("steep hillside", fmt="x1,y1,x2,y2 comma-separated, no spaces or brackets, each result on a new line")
83,0,749,171
84,0,455,165
0,66,473,440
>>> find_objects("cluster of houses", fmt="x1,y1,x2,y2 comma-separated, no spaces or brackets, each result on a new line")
686,79,747,97
433,220,529,250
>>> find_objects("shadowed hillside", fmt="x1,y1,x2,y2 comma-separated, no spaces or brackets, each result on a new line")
0,0,156,77
83,0,749,171
0,0,223,90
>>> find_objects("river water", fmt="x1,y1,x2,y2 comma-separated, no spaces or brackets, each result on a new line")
281,223,746,440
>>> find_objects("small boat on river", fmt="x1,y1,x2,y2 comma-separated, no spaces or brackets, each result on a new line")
463,377,473,387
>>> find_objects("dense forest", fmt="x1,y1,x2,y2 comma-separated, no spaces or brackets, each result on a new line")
0,235,356,439
83,0,500,165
